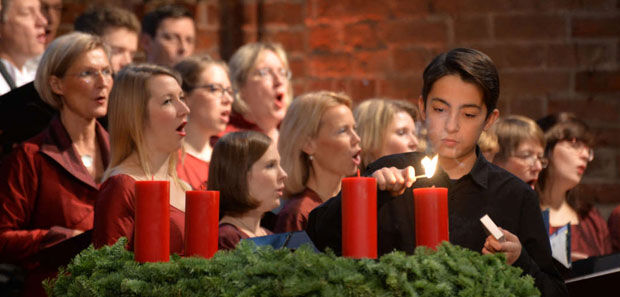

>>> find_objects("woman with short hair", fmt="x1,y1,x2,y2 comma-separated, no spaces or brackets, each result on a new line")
274,91,361,233
210,131,287,250
0,32,113,296
93,64,190,254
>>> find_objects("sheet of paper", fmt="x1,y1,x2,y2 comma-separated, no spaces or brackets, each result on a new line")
550,224,571,268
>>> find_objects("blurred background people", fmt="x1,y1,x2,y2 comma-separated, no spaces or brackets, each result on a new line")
224,42,292,141
210,131,287,250
140,4,195,68
93,64,190,255
174,55,233,190
275,91,360,232
74,6,141,73
490,115,547,189
0,32,112,297
537,112,612,261
354,98,421,174
478,130,499,162
0,0,47,95
40,0,62,46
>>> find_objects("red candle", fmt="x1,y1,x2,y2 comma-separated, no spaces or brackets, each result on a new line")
341,176,377,259
413,187,449,249
134,180,170,263
185,190,219,258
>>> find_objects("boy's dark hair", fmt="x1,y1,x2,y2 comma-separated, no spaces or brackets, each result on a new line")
141,4,193,38
74,6,141,36
422,48,499,117
208,131,272,218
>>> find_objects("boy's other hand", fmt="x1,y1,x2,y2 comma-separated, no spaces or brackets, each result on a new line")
482,228,522,265
371,166,416,196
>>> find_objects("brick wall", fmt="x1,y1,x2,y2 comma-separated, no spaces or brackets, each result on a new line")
59,0,620,207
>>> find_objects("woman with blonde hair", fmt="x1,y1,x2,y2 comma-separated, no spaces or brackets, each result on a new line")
0,32,113,296
220,42,293,141
537,112,611,260
174,55,233,190
490,115,546,189
354,99,421,174
274,91,361,232
93,64,190,255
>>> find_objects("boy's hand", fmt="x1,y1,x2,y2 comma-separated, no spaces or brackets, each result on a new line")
371,166,416,196
482,228,522,265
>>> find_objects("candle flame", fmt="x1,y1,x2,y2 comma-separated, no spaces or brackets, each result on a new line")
421,154,438,178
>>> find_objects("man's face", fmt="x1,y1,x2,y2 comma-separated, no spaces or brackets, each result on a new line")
102,27,138,73
420,74,498,162
0,0,47,67
143,17,195,68
40,0,62,45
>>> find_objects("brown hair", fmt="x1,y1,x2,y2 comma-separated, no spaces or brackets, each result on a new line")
173,55,229,93
536,112,595,217
74,6,141,36
208,131,272,217
491,115,545,163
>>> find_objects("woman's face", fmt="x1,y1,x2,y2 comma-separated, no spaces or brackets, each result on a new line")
307,104,362,178
240,50,290,125
379,111,419,158
247,141,287,213
548,139,593,189
53,48,113,120
143,75,190,154
496,138,545,189
186,64,233,134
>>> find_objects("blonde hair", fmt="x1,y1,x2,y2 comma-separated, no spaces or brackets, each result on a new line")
354,99,421,171
489,115,545,163
104,63,184,186
35,32,110,109
229,42,292,115
278,91,352,196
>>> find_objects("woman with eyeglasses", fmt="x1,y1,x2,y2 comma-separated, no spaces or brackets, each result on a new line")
536,112,611,261
222,42,293,142
173,56,233,190
488,115,547,189
0,32,112,297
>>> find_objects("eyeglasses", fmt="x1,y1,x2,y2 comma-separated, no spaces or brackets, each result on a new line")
253,67,291,81
564,138,594,162
66,68,113,83
193,84,236,99
512,151,549,168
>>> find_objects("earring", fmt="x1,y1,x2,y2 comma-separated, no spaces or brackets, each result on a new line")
308,155,314,161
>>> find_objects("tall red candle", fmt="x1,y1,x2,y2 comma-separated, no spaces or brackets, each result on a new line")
135,180,170,263
185,190,219,258
341,176,377,259
413,187,449,249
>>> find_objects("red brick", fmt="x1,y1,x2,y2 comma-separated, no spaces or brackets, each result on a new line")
584,148,616,178
572,16,620,38
309,24,343,52
548,0,617,11
311,0,389,21
243,2,257,25
385,0,430,18
501,71,571,96
344,21,384,50
379,19,449,46
473,44,546,69
305,78,333,93
430,0,508,14
195,29,218,52
454,15,491,42
547,97,620,123
60,3,87,22
292,80,305,98
380,74,422,100
262,30,305,53
392,47,438,73
596,127,620,147
289,58,306,78
352,50,392,77
207,3,219,26
308,53,352,77
348,79,377,101
262,1,305,26
576,70,620,93
507,96,547,120
494,15,567,40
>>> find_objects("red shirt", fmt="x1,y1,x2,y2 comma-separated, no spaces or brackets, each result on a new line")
549,207,612,258
218,222,274,250
607,205,620,252
0,117,109,296
93,174,186,255
176,150,209,190
274,188,323,233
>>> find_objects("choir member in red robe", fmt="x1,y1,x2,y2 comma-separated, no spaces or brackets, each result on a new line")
173,56,232,190
93,64,190,255
0,32,113,297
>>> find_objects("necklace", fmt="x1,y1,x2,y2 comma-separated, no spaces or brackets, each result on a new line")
81,155,93,168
